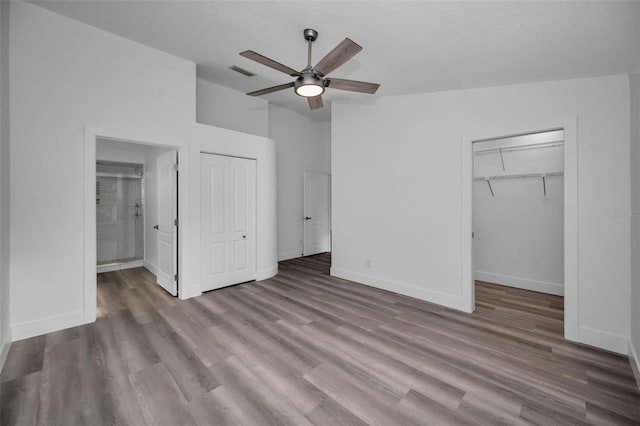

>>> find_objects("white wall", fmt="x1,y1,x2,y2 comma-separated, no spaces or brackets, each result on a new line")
332,75,631,354
196,78,269,138
10,2,277,341
630,69,640,375
97,139,148,164
269,105,331,260
473,140,564,295
0,0,11,369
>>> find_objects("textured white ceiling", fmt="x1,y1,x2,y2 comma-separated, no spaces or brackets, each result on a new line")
30,1,640,119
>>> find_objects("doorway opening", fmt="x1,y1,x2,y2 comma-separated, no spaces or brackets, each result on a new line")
96,160,144,272
472,129,565,332
95,138,179,298
302,172,331,257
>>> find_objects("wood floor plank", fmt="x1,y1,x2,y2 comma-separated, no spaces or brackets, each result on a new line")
207,321,326,414
303,362,420,426
0,336,45,383
0,371,41,426
108,308,161,373
140,315,220,402
209,356,315,426
129,362,196,426
93,316,149,425
36,339,85,425
305,398,369,426
1,255,639,425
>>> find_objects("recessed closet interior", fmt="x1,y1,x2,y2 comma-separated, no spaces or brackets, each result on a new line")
473,129,565,298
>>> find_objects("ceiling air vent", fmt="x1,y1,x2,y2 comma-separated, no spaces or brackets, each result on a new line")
229,65,255,77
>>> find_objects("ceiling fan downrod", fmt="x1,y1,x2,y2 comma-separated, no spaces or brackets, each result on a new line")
303,28,318,68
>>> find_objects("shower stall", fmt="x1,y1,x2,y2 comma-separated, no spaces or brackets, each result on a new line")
96,161,144,272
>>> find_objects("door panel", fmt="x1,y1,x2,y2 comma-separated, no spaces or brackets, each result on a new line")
211,242,226,275
303,172,331,256
156,151,178,296
234,240,248,270
211,165,226,234
201,153,256,292
233,165,248,232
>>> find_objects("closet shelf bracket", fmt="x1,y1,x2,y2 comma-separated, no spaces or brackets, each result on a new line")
486,178,494,197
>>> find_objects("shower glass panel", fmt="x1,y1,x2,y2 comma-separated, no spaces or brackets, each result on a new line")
96,161,144,266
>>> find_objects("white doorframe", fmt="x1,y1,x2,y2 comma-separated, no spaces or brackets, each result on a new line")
83,127,182,323
461,117,578,342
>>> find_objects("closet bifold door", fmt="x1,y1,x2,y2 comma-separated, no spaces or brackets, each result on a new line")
200,153,257,292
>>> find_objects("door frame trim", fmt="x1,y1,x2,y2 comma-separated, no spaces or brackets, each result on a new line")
461,117,578,342
83,127,181,323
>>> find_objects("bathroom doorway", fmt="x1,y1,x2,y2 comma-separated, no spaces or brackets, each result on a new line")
95,138,178,296
96,160,145,272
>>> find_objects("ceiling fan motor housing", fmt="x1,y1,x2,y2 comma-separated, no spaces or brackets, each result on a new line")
294,68,325,97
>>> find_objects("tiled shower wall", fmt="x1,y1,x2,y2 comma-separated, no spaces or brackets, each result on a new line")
96,176,143,263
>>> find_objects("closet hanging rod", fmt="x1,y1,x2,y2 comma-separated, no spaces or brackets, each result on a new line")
474,140,564,155
96,172,143,179
474,171,563,181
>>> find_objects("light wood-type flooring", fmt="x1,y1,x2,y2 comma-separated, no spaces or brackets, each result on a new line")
2,253,639,425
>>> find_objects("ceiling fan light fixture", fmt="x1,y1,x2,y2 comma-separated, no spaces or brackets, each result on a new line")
294,71,325,97
240,28,378,109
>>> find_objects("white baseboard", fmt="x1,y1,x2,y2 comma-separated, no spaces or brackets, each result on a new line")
0,339,10,374
629,340,640,391
474,271,563,296
143,260,157,275
330,267,463,311
278,250,302,261
578,326,629,355
11,310,86,341
257,265,278,281
97,259,144,273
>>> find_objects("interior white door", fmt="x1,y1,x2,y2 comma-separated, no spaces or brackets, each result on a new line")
303,172,331,256
156,151,178,296
201,153,256,292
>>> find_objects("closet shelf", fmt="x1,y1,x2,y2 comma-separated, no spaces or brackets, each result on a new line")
474,140,564,155
474,171,563,181
474,172,563,197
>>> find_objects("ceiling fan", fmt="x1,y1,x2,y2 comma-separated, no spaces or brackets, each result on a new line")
239,28,380,110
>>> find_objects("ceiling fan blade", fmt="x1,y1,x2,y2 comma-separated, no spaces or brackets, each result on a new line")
314,38,362,77
308,95,323,110
325,78,380,94
239,50,300,76
246,82,294,97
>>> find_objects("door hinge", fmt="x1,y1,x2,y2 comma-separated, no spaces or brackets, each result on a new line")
174,219,178,226
174,274,177,281
173,163,179,171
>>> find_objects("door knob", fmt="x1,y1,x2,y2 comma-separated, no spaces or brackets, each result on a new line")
153,224,159,230
304,217,312,220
